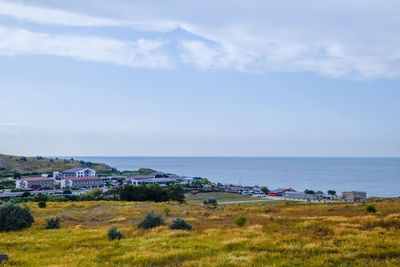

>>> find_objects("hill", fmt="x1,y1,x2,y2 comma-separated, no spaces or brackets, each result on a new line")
0,154,112,177
0,198,399,266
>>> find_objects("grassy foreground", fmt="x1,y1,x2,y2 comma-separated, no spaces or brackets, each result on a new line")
1,197,399,266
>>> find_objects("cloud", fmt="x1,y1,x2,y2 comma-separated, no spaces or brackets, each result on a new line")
0,26,173,68
1,0,400,79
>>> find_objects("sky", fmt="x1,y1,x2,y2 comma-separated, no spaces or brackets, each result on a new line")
0,0,399,157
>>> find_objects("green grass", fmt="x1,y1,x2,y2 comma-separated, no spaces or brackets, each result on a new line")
1,199,399,266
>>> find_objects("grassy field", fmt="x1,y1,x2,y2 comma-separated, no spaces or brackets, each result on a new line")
1,196,399,266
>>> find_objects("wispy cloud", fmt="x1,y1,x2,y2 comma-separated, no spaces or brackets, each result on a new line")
0,26,173,68
1,0,400,79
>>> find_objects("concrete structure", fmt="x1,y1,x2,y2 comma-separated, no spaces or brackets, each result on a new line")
285,191,319,200
342,191,367,202
15,177,55,190
61,168,96,179
60,176,102,189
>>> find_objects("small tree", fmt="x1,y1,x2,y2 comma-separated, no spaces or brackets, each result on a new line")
327,190,336,196
138,211,164,229
45,217,60,229
108,226,123,240
261,186,269,194
63,189,72,195
163,206,171,216
0,203,34,231
235,215,247,227
203,199,217,206
366,205,377,213
38,201,46,208
170,218,192,230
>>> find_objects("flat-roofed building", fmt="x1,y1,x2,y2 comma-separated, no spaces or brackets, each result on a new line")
60,176,103,189
60,168,96,179
342,191,367,202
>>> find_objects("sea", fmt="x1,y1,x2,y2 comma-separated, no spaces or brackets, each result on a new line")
68,157,400,197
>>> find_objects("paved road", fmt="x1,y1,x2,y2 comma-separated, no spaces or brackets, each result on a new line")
218,199,275,205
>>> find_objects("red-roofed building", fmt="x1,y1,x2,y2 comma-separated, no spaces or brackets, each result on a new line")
16,177,55,190
60,176,103,189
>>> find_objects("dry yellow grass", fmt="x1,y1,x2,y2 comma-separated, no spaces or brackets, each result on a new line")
1,199,399,266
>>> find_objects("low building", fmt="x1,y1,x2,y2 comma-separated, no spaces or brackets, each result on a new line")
342,191,367,202
15,177,55,190
60,168,96,179
268,188,296,197
60,176,103,189
130,177,181,186
285,191,319,200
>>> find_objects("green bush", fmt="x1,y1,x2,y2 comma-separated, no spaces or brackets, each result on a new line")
0,203,34,232
163,206,171,216
38,201,46,208
366,205,377,213
108,226,123,240
138,211,164,229
45,217,60,229
235,215,247,227
169,218,192,230
203,198,217,206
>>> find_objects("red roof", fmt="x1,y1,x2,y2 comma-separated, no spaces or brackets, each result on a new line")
21,177,55,182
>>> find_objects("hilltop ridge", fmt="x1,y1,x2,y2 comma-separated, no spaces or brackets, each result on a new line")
0,154,111,177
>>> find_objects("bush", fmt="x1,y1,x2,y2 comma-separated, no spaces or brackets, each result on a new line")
0,203,34,232
138,211,164,229
169,218,192,230
163,206,171,216
45,217,60,229
108,226,123,240
366,205,377,213
235,215,247,227
203,198,217,206
38,201,46,208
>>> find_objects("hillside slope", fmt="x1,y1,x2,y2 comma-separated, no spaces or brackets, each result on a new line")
0,154,111,177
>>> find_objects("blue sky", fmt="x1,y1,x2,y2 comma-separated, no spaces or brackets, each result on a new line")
0,0,399,157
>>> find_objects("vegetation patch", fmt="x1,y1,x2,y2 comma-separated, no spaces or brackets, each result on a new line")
0,203,34,231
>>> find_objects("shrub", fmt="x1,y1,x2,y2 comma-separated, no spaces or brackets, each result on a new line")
169,218,192,230
203,198,217,206
366,205,377,213
38,201,46,208
108,226,123,240
235,215,247,227
163,206,171,216
0,203,34,232
138,211,164,229
45,217,60,229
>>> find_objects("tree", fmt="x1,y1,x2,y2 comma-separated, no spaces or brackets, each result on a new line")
327,190,336,196
0,203,34,232
304,189,315,194
168,184,185,203
35,193,48,202
261,186,269,194
63,189,72,195
38,201,46,208
13,172,21,179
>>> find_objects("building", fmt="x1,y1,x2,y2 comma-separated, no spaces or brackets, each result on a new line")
15,177,55,190
268,188,296,197
285,191,319,200
60,176,103,189
60,168,96,179
130,177,181,186
342,191,367,202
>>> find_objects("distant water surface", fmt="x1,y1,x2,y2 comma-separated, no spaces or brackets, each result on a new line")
69,157,400,197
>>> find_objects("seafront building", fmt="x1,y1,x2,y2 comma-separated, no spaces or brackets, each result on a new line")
60,176,103,189
15,177,55,190
58,167,96,179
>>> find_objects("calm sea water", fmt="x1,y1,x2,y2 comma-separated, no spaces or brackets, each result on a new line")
70,157,400,197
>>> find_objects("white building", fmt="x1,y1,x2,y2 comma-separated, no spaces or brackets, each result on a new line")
16,177,55,190
60,176,102,189
61,167,96,179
